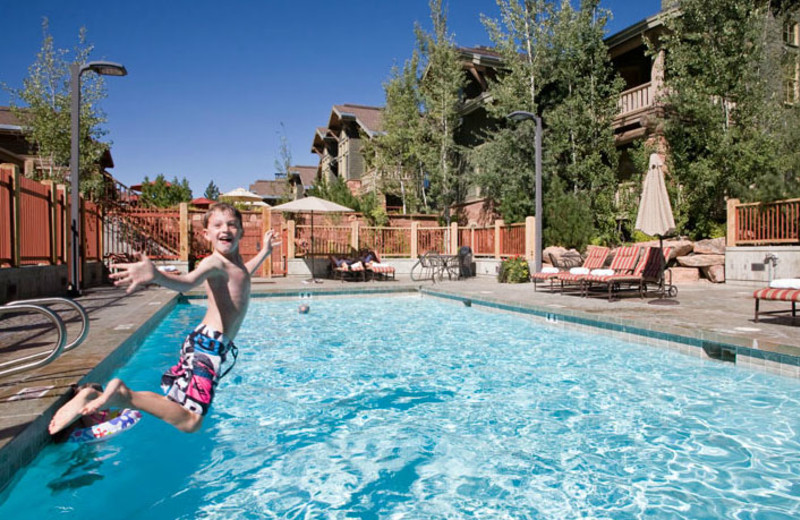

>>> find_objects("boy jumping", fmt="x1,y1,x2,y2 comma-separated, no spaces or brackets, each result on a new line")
49,202,279,434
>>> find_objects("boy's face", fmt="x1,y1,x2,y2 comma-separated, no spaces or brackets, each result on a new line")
203,209,243,256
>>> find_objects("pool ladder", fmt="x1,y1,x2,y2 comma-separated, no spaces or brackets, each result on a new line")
0,297,89,378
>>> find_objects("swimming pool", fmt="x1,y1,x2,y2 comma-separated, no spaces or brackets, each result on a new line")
2,294,800,518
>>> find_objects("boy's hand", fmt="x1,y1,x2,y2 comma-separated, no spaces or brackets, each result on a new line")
262,230,281,255
109,252,158,294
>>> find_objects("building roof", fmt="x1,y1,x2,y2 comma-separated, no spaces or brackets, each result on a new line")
330,104,384,136
250,179,290,199
287,165,317,187
0,106,23,130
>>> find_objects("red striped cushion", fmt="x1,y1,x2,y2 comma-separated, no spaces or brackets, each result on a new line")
531,272,560,280
557,272,588,282
369,264,394,273
609,245,639,273
584,247,610,270
754,288,800,302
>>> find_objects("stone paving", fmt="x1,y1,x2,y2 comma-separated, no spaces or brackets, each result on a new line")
1,274,798,492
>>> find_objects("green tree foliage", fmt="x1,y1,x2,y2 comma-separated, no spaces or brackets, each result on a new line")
309,174,388,226
139,174,193,208
362,52,428,214
203,180,220,200
473,0,622,245
657,0,800,238
415,0,468,222
3,19,110,194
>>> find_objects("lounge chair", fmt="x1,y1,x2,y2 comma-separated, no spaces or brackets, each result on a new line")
330,255,366,282
589,246,672,301
556,247,611,294
753,279,800,322
581,245,641,297
530,251,583,292
362,250,396,281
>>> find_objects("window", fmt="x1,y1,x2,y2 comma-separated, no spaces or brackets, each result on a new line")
785,22,799,47
784,60,799,105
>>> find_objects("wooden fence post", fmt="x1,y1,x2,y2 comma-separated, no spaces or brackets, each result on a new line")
410,221,419,259
450,222,458,255
41,179,58,265
57,184,67,264
262,207,272,278
726,198,739,247
494,219,504,259
11,165,20,267
179,203,189,262
287,220,296,258
525,216,536,261
351,220,359,251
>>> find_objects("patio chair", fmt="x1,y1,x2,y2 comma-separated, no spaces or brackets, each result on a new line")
556,247,611,294
330,255,366,282
530,251,583,292
590,246,672,301
581,245,641,297
362,250,396,281
410,251,439,282
753,278,800,322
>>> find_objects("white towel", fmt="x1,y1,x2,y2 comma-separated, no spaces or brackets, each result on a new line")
590,269,615,276
541,267,559,274
349,261,363,270
769,278,800,289
569,267,589,275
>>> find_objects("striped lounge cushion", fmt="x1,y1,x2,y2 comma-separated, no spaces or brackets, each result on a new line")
753,288,800,302
369,263,394,273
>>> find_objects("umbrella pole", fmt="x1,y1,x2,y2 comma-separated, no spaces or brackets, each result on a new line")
309,210,321,283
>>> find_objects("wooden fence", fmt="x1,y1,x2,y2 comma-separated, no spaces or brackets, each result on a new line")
727,198,800,246
1,164,534,278
0,164,101,268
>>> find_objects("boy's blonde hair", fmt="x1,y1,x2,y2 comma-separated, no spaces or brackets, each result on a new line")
203,202,243,229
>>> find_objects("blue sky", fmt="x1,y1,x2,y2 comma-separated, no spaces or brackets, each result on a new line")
1,0,661,197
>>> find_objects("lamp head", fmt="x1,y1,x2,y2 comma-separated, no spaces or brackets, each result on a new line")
507,110,539,122
82,61,127,77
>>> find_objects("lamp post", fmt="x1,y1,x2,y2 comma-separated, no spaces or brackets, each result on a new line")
507,110,543,273
68,61,127,297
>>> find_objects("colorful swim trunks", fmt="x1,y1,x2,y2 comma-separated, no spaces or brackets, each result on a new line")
161,324,238,416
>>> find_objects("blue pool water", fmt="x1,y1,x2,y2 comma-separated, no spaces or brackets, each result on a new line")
2,295,800,519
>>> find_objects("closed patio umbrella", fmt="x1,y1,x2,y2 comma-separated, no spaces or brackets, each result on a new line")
270,196,354,282
635,153,677,302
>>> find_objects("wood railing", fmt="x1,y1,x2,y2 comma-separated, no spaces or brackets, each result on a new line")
727,198,800,246
618,82,653,117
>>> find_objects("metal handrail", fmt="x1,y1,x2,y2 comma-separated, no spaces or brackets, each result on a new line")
5,298,89,353
0,304,67,378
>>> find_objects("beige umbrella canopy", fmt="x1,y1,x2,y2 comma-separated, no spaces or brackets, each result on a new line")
635,153,675,238
220,187,265,204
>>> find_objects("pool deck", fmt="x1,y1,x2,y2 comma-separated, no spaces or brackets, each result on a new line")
1,275,798,492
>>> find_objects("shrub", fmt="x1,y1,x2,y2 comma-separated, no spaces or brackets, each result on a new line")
498,256,530,283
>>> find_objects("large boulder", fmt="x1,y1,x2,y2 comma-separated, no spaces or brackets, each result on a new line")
694,238,726,255
543,246,583,268
668,266,700,283
634,239,693,259
676,254,725,267
702,264,726,283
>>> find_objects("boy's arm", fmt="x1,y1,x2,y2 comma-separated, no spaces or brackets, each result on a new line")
111,253,222,294
245,230,281,275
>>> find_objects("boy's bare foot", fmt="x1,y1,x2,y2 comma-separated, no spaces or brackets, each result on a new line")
81,378,131,416
48,387,100,434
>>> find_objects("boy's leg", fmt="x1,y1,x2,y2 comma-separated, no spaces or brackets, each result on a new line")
82,378,203,433
48,386,101,434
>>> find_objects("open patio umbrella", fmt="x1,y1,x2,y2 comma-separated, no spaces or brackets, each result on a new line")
635,153,677,303
220,187,265,203
270,196,354,283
